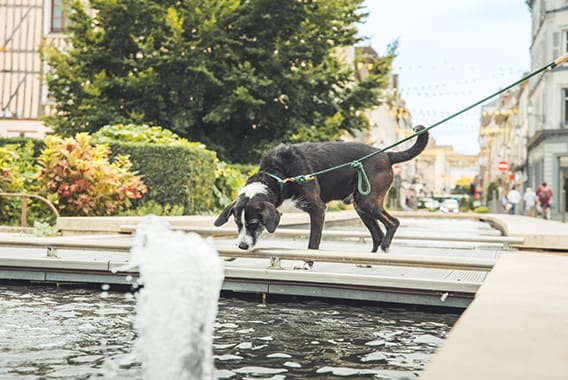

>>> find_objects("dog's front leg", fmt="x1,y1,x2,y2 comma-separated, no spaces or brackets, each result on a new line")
292,205,325,271
296,202,324,270
307,203,325,250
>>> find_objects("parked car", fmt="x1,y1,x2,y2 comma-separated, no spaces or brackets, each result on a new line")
439,198,459,213
424,198,440,211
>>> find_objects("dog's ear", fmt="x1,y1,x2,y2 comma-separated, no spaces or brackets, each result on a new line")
214,201,236,226
260,202,281,233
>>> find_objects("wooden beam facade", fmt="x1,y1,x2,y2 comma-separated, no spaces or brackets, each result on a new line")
0,0,62,137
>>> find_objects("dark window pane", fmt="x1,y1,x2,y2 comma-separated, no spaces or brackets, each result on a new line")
51,0,65,32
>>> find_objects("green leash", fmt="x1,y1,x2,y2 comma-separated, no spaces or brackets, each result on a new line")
266,53,568,195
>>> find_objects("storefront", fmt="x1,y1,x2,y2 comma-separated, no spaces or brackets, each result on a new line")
527,130,568,219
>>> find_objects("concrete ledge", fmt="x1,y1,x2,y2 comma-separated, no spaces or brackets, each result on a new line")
56,215,218,235
481,214,568,251
0,226,34,234
0,235,496,271
55,210,476,235
122,224,523,246
421,252,568,380
55,211,360,235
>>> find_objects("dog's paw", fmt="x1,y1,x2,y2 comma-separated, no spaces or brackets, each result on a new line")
356,264,372,268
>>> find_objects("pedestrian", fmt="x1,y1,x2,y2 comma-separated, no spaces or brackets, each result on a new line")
536,182,553,219
523,187,537,216
506,186,521,215
501,194,510,212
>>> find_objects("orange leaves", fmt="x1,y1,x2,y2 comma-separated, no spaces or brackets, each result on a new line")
36,134,147,216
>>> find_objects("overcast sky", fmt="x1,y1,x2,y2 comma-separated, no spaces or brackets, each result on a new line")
358,1,532,155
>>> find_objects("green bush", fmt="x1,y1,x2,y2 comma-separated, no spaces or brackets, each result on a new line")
97,124,244,214
0,137,44,156
94,123,202,147
327,200,353,212
474,206,489,213
0,141,56,225
106,142,217,214
214,162,247,210
118,200,185,216
458,196,474,212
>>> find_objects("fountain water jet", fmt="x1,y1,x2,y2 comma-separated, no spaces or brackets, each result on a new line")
128,216,224,379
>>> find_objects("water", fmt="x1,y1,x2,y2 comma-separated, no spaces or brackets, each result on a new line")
128,216,224,379
0,285,458,379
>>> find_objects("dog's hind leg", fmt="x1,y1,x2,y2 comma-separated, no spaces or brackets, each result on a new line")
375,209,400,252
354,207,384,252
354,194,396,252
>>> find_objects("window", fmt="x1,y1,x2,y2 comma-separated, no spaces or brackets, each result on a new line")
51,0,65,33
564,89,568,127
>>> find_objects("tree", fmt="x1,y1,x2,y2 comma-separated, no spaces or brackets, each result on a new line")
43,0,393,163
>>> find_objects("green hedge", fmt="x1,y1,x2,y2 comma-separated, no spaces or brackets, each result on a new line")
106,142,217,214
0,137,44,155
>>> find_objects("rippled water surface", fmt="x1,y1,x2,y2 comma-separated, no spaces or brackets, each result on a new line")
0,285,458,379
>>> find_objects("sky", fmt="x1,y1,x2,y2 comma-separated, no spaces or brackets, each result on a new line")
357,1,532,155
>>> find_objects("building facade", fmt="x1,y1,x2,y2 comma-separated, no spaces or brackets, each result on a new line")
416,138,479,196
527,0,568,216
0,0,66,138
478,89,525,195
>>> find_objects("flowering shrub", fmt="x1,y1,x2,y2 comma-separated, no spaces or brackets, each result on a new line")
36,133,147,216
0,141,49,224
0,144,24,224
0,148,18,193
0,141,35,193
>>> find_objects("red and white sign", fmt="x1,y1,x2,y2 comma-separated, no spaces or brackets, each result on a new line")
392,164,401,175
497,160,509,172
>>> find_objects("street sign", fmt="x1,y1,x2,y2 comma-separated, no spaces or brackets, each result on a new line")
497,160,509,172
392,164,401,175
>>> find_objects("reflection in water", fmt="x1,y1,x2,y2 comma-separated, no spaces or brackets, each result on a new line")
0,285,458,379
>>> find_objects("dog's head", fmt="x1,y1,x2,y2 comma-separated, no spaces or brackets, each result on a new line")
214,182,281,250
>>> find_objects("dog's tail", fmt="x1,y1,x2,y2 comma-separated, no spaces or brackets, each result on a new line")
387,125,429,164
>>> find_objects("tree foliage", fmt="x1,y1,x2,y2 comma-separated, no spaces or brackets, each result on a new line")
43,0,393,163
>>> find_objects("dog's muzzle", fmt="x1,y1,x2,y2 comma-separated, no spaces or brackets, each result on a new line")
238,241,250,250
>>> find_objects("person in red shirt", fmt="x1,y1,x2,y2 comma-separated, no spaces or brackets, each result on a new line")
536,182,553,219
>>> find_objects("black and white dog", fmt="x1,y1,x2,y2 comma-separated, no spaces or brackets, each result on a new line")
215,126,429,266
